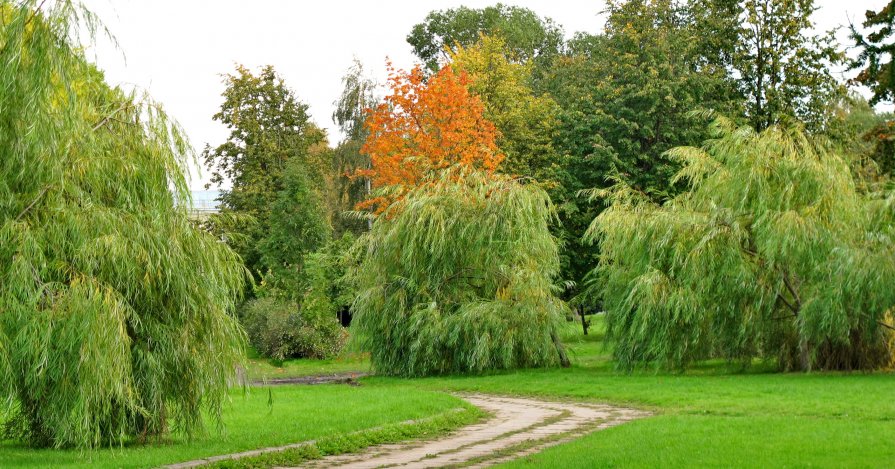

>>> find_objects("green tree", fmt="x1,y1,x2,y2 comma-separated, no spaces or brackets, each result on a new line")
850,0,894,105
352,169,570,376
689,0,742,71
407,3,563,71
450,34,561,181
257,157,332,295
588,118,895,371
541,0,738,290
332,59,376,233
0,2,246,447
849,1,895,182
733,0,843,130
203,65,325,278
825,93,894,186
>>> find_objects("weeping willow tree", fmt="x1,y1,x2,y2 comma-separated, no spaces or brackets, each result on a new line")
352,169,570,377
586,118,895,371
0,2,246,448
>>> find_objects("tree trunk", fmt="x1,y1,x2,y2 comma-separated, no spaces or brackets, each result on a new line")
579,306,589,336
552,331,571,368
799,340,811,372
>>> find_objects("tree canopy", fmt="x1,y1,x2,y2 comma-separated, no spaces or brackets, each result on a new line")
332,59,377,233
737,0,843,130
850,1,895,105
203,65,326,279
0,2,246,447
449,34,561,181
407,3,563,71
538,0,739,291
360,63,503,211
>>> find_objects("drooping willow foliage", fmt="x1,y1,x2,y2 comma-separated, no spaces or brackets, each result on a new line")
0,2,246,447
352,169,570,377
586,118,895,371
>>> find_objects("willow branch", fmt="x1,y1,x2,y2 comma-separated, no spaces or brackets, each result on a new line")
23,0,49,29
92,102,132,131
776,293,799,316
782,271,802,310
15,186,50,221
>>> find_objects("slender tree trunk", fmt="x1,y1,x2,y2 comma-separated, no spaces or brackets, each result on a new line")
552,331,571,368
799,340,811,371
579,306,589,336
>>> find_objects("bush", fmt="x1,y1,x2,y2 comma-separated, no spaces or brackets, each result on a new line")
241,296,347,361
352,169,570,377
242,228,356,362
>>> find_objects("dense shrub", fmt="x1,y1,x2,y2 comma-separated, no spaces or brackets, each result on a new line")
587,119,895,371
241,235,355,360
352,169,570,377
241,296,347,361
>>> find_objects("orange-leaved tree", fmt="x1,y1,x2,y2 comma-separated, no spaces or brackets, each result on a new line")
359,62,503,211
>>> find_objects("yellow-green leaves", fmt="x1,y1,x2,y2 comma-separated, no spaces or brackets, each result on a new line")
450,34,561,181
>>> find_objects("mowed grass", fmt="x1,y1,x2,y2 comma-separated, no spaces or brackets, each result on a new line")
3,318,893,468
244,348,370,381
0,385,465,469
371,319,895,468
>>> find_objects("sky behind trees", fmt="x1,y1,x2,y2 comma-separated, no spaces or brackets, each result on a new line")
83,0,888,189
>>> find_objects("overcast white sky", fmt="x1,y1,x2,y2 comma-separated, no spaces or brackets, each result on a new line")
81,0,889,190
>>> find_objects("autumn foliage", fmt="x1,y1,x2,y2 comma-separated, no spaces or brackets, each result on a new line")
359,63,503,210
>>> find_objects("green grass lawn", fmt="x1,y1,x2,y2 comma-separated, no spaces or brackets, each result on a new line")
3,318,893,468
386,319,895,468
0,385,466,468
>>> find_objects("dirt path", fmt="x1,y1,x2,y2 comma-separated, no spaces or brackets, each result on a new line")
252,373,369,386
295,394,648,468
164,393,647,469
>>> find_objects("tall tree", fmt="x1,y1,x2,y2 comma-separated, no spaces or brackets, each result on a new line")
589,119,895,371
332,59,377,233
360,63,502,211
203,65,325,278
0,2,246,447
257,156,333,295
352,168,570,377
689,0,743,71
733,0,843,130
407,3,563,71
541,0,738,289
449,34,561,181
849,1,895,183
825,93,894,186
850,0,895,105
